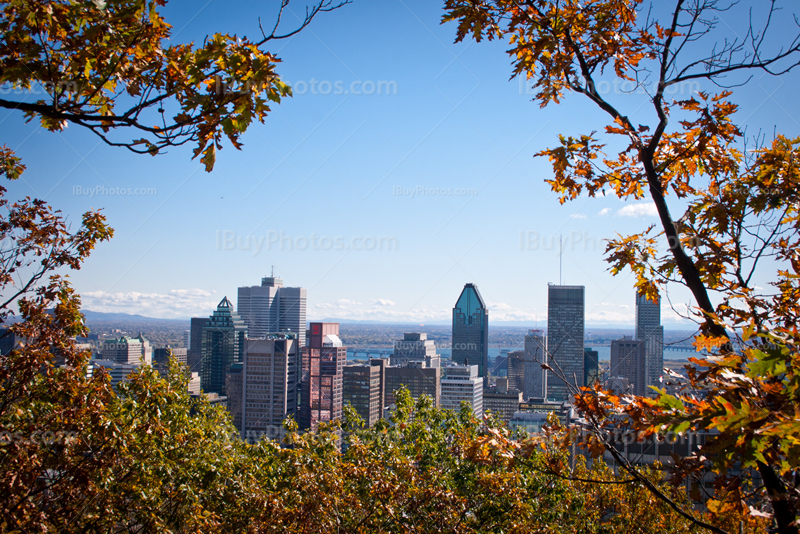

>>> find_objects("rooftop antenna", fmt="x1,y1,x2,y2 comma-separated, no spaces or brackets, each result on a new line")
559,235,563,285
271,265,275,277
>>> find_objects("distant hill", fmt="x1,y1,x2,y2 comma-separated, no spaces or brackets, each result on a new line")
81,310,189,324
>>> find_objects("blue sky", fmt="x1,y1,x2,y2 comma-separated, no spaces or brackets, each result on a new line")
3,0,799,326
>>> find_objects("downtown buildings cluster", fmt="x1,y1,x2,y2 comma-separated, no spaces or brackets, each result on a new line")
71,276,665,442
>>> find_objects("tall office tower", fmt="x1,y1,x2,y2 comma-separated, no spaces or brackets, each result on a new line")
635,291,664,389
300,322,345,430
524,330,548,400
391,332,440,368
188,317,207,373
384,361,441,407
238,275,308,346
440,364,483,417
507,351,526,393
200,297,248,397
183,329,191,350
584,348,599,387
546,285,585,402
343,359,385,427
483,388,523,423
227,334,300,442
451,283,489,381
610,336,647,396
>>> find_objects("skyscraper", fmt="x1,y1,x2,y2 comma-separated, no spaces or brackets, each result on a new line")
200,297,248,397
635,291,664,390
188,317,207,373
451,283,489,381
524,330,548,400
343,359,385,427
546,284,585,402
440,364,483,417
227,333,300,443
584,348,599,387
610,336,647,396
300,322,345,430
238,275,307,346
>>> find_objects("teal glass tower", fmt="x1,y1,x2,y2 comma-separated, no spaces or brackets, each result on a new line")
451,283,489,380
201,296,248,396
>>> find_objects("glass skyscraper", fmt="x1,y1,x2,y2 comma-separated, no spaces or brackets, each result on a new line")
200,296,248,396
237,275,307,346
451,283,489,380
546,284,585,402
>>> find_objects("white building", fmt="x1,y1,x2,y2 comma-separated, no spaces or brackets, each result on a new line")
101,334,152,365
440,364,483,417
237,275,307,346
391,332,440,368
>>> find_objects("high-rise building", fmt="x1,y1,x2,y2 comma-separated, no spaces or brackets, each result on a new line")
584,348,599,387
440,364,483,417
451,283,489,381
635,292,664,390
300,322,345,430
102,334,152,365
390,332,440,368
183,329,191,350
200,297,247,397
546,285,585,402
507,351,526,393
343,359,385,427
227,334,300,443
188,317,207,373
238,275,308,346
483,388,523,423
610,336,647,396
524,330,547,400
384,361,441,407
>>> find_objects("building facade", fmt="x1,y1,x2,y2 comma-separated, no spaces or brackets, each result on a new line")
635,291,664,390
610,336,647,396
546,285,585,402
451,283,489,381
584,348,599,387
390,332,440,368
237,275,308,346
188,317,207,373
524,330,548,400
200,297,248,397
153,346,187,367
483,389,523,423
300,322,345,430
384,361,441,407
102,335,152,365
440,364,483,417
343,359,385,427
227,334,300,443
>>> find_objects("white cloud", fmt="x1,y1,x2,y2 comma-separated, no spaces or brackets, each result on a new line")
617,202,658,217
486,301,539,322
586,310,635,323
570,213,588,219
81,289,218,319
316,299,362,310
598,208,612,216
370,298,395,307
618,304,630,309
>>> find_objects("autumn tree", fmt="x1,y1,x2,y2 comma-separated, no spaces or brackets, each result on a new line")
443,1,800,532
0,1,343,529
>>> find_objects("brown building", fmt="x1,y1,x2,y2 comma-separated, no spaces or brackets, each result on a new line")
343,358,386,427
300,322,345,430
153,346,188,367
385,361,440,407
483,389,523,424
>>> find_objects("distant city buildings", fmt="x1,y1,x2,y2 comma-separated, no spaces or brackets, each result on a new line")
635,291,664,389
610,336,647,396
188,317,207,373
440,364,483,417
300,322,345,430
183,329,191,351
153,346,187,368
227,334,300,442
546,285,585,402
102,334,152,365
237,275,307,346
524,330,547,400
391,332,440,368
452,283,489,382
483,380,523,423
200,297,248,397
